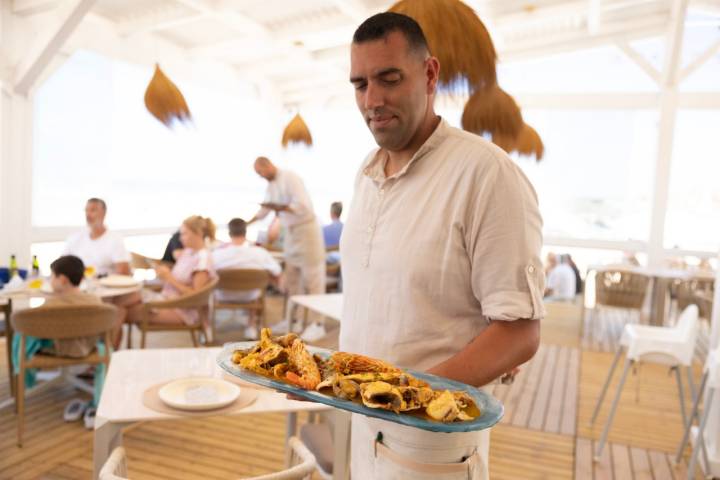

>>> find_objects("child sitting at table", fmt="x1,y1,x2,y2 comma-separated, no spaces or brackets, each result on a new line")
12,255,106,428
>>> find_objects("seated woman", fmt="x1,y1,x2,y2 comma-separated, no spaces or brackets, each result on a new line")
126,215,216,327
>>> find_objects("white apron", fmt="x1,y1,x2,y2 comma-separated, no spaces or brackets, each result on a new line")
283,218,325,268
351,413,490,480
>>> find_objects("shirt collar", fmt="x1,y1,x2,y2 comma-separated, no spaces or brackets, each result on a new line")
363,117,449,183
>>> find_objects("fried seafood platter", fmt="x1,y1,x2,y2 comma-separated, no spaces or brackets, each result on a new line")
220,329,503,432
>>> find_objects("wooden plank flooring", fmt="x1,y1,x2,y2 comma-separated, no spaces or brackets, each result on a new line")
0,299,709,479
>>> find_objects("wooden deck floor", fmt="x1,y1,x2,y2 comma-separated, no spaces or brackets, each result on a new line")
0,296,709,479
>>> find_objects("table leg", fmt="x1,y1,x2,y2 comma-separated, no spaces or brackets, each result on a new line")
93,417,126,479
333,411,351,480
285,412,298,467
650,277,670,326
4,299,15,400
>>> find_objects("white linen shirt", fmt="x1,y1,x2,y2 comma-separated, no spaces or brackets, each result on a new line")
212,242,282,302
259,169,316,227
339,119,545,373
63,228,130,277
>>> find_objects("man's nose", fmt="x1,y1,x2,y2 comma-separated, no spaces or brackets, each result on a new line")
363,82,384,110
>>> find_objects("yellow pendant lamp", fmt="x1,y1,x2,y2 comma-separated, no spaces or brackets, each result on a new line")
281,113,313,148
144,64,191,127
388,0,497,92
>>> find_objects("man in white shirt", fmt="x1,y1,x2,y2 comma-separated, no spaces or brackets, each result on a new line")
63,198,130,277
63,198,132,348
545,254,577,301
248,157,327,341
213,218,282,339
341,13,544,479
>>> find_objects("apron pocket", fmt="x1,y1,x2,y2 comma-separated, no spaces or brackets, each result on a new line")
373,439,483,480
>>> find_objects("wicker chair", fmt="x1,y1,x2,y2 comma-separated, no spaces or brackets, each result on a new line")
214,269,270,340
590,269,650,347
672,277,714,320
132,278,218,349
595,269,650,310
12,303,117,447
99,437,316,480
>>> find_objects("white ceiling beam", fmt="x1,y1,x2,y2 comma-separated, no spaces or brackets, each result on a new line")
679,37,720,82
328,0,370,23
173,0,267,35
499,16,667,61
662,0,688,87
616,40,661,84
14,0,95,95
587,0,602,34
117,9,206,37
11,0,58,16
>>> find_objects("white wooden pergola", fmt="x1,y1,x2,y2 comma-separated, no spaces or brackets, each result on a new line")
0,0,719,474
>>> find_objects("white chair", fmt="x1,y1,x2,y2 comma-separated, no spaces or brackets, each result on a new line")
300,423,334,479
676,346,719,479
99,438,317,480
99,446,128,480
590,304,700,460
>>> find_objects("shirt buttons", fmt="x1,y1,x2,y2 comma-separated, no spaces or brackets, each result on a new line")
528,265,535,274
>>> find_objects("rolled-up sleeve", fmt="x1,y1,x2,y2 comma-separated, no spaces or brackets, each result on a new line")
468,156,545,321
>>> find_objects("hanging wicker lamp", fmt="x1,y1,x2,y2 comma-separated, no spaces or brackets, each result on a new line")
516,123,544,160
388,0,497,92
461,85,523,139
490,132,516,153
281,113,313,148
144,64,191,127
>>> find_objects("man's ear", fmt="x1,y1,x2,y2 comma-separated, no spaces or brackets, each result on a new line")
425,56,440,94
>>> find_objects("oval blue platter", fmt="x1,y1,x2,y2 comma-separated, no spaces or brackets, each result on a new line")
217,342,504,433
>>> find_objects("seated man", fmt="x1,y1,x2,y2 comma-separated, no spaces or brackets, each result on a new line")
323,202,343,265
64,198,138,348
212,218,282,338
12,255,105,429
545,254,577,301
63,198,130,277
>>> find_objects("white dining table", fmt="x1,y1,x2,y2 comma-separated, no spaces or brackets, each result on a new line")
284,293,343,326
93,347,350,480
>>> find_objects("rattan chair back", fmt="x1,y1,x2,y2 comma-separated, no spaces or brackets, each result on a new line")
675,277,714,318
146,277,218,309
12,304,117,339
216,269,270,292
595,269,649,310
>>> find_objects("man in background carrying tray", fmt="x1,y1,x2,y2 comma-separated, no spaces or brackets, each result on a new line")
248,157,327,341
341,13,545,479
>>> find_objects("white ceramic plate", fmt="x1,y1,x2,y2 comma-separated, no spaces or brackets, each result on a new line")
158,377,241,411
98,275,140,288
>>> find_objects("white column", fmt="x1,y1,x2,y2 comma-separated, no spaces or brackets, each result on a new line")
0,88,34,268
646,0,687,268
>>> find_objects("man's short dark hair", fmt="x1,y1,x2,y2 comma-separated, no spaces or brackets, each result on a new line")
51,255,85,286
353,12,429,57
228,218,247,238
87,197,107,212
331,202,343,218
